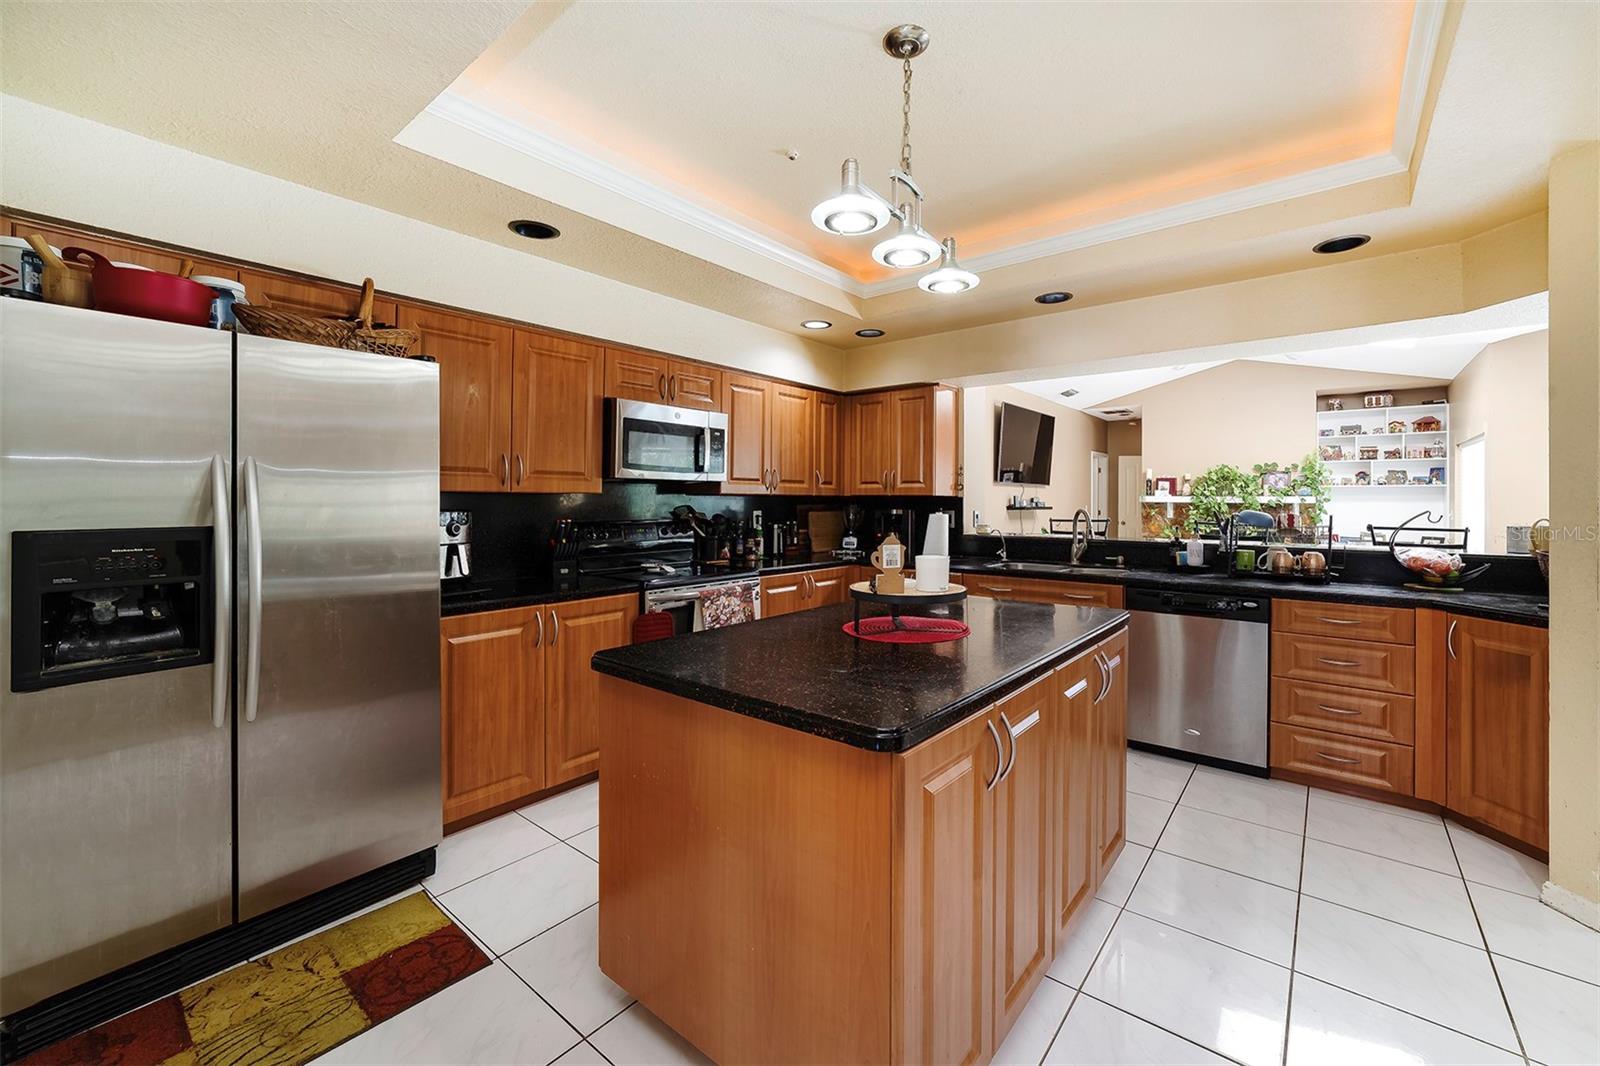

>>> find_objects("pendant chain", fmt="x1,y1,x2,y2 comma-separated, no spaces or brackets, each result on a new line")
900,58,913,175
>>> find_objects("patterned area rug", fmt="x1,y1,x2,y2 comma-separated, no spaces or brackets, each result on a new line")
22,893,488,1066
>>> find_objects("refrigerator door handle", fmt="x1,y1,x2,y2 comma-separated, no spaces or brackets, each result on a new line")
211,454,231,729
243,456,264,723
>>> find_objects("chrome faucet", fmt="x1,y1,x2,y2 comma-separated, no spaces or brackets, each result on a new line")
1071,508,1093,565
994,529,1008,562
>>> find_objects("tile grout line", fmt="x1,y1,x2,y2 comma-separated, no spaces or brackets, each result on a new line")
1446,818,1535,1064
1076,991,1252,1066
1280,778,1311,1065
428,825,566,898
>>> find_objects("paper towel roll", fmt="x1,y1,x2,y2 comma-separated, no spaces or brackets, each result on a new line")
916,555,950,592
922,511,950,557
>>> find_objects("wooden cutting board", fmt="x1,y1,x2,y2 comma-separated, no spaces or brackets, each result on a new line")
807,509,845,551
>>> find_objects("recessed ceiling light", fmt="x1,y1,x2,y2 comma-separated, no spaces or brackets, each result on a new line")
855,328,885,338
509,220,560,240
1313,234,1370,254
1035,291,1073,305
801,320,832,330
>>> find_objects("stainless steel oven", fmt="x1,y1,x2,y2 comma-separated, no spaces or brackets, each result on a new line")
608,399,728,482
644,576,761,634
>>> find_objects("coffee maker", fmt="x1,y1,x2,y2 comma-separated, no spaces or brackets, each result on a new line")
873,508,916,552
439,511,471,580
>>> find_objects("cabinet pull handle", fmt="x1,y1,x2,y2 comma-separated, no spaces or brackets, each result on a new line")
1447,619,1458,660
1317,616,1364,625
501,454,509,486
1105,654,1121,674
1316,704,1362,716
1064,678,1089,700
550,610,560,646
1318,658,1361,667
985,719,1005,791
891,467,898,489
1316,751,1362,765
658,373,667,400
998,709,1041,785
1092,653,1108,703
1059,592,1095,601
534,610,544,648
669,375,678,402
997,713,1017,782
986,585,1014,593
815,467,822,486
515,453,525,485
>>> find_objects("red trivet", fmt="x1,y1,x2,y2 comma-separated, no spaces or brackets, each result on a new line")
842,616,970,644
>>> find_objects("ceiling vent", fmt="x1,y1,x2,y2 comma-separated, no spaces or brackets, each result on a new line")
1097,408,1134,418
1059,388,1079,399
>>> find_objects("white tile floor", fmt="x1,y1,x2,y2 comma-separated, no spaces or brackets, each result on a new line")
306,757,1599,1066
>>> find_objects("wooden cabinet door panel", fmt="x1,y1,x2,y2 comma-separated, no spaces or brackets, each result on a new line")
771,383,815,494
992,678,1054,1041
893,709,996,1066
846,393,893,494
1092,630,1129,878
722,373,771,492
1270,678,1415,744
814,392,842,492
808,567,850,608
1271,632,1416,695
512,329,603,493
239,269,396,325
605,348,669,403
1270,724,1415,795
545,595,637,786
890,388,933,494
440,608,543,823
1052,654,1097,939
760,573,806,618
669,361,722,411
399,304,514,493
1446,617,1549,849
1272,600,1416,645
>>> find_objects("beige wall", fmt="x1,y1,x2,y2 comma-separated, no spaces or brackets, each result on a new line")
962,386,1107,534
1104,361,1448,482
1546,142,1600,927
1447,332,1550,553
1105,421,1144,538
0,95,846,390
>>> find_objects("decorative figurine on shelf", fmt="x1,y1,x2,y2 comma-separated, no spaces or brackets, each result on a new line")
871,533,907,593
1388,419,1407,433
1180,473,1193,496
1412,415,1443,433
1327,398,1344,411
1145,468,1154,494
1355,470,1371,485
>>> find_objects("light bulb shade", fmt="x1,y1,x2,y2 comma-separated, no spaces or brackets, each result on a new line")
871,215,942,269
810,159,891,235
918,238,980,294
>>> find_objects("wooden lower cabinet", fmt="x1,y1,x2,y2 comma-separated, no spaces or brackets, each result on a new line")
1091,629,1129,876
760,566,850,618
1270,724,1415,795
1446,615,1549,849
961,574,1124,608
1052,652,1097,938
440,593,636,823
991,677,1055,1038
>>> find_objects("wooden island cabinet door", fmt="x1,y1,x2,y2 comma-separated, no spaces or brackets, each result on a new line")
991,677,1055,1040
439,608,544,823
1052,653,1097,938
893,708,997,1066
1092,630,1129,878
1446,616,1550,849
511,329,604,494
398,304,515,493
544,595,638,787
722,373,772,492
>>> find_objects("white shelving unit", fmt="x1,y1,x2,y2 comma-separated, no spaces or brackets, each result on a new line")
1316,401,1450,541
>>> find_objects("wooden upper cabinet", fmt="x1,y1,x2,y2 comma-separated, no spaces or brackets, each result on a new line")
545,594,637,786
992,678,1055,1039
1092,629,1128,879
512,329,603,494
239,269,397,326
1052,654,1097,940
890,386,959,496
439,607,544,824
605,348,670,404
893,707,996,1066
668,361,721,411
846,392,894,494
399,304,515,493
771,383,815,494
814,392,842,493
1446,617,1549,850
722,373,772,493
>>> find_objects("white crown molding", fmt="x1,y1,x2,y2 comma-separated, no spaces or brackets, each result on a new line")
423,0,1450,304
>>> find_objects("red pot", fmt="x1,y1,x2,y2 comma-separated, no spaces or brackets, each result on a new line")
62,247,214,327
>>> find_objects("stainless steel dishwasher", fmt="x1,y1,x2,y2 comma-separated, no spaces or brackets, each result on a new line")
1125,587,1271,772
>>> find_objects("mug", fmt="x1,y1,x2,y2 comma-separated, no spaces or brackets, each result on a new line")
1259,547,1295,574
1299,551,1327,575
1234,548,1257,571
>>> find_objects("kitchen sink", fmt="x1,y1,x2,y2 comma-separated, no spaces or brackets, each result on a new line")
1062,562,1129,572
984,561,1071,574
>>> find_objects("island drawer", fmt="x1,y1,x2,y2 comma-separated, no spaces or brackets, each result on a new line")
1272,600,1415,645
1270,678,1415,744
1270,723,1414,795
1271,633,1415,695
960,574,1123,608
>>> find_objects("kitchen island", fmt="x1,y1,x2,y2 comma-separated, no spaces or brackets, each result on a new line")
591,597,1129,1065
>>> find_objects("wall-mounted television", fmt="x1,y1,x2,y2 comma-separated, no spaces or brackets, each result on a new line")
994,402,1055,484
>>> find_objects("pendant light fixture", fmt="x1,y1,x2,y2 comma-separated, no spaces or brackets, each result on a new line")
809,25,978,294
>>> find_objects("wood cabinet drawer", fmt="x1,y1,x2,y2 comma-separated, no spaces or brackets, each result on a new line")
1270,679,1415,744
960,574,1123,608
1272,600,1415,644
1271,724,1414,795
1271,633,1415,694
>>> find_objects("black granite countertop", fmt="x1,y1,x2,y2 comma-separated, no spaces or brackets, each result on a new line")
592,597,1127,752
946,558,1549,627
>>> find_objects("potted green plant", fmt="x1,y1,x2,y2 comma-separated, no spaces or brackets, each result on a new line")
1189,464,1259,532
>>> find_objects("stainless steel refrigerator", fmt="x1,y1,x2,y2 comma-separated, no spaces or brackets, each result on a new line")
0,300,441,1023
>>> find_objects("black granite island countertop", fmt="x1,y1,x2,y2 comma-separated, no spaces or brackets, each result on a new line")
591,597,1127,752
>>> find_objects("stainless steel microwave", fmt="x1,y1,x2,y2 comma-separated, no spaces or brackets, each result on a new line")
607,399,728,482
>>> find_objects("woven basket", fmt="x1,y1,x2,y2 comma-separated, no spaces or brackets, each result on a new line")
1530,518,1551,585
233,278,417,357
